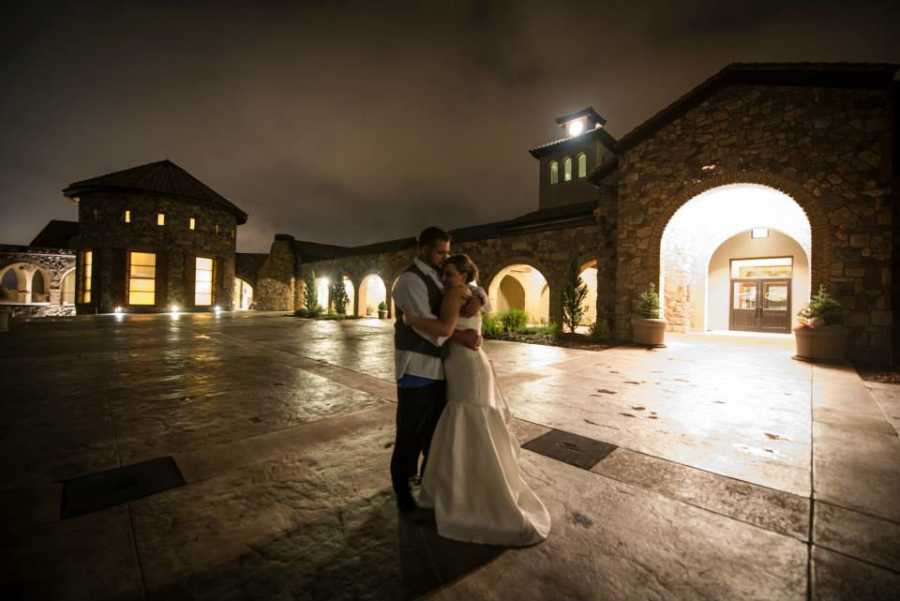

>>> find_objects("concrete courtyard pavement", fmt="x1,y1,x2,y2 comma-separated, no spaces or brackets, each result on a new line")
1,312,899,600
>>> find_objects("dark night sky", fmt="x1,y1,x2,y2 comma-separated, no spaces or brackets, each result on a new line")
2,1,898,252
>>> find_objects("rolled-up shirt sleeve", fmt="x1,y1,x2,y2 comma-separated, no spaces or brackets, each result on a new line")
392,273,448,347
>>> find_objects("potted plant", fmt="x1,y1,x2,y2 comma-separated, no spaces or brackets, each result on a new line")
794,285,847,362
377,301,388,319
632,283,667,347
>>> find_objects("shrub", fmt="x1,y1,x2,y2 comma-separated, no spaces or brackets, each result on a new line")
561,259,588,333
500,309,528,333
294,306,323,318
524,322,561,337
303,269,320,313
635,283,660,319
331,279,349,315
482,313,503,337
590,319,609,341
798,285,844,326
377,301,388,311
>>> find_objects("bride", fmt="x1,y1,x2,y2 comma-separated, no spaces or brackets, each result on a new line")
403,253,551,547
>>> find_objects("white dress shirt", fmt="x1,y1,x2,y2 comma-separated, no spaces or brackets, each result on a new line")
393,258,489,381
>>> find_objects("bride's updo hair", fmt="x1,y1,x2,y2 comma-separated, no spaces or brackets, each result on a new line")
442,254,479,285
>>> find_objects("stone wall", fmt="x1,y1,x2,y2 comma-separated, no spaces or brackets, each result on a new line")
0,246,76,317
254,235,296,311
74,192,238,312
611,84,895,362
275,223,613,327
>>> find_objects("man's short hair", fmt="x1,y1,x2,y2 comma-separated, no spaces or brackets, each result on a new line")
418,226,451,249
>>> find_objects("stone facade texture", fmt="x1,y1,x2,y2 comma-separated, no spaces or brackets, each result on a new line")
0,246,77,317
74,192,238,313
609,84,895,360
248,67,897,365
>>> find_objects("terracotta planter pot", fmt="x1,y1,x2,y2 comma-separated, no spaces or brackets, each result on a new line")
378,310,388,319
632,316,667,347
793,325,847,362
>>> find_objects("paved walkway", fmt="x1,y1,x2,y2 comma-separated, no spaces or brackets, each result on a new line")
1,313,899,600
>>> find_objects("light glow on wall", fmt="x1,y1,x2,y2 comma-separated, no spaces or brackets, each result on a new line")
566,119,584,137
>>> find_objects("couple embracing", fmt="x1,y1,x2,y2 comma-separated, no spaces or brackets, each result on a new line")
390,226,551,547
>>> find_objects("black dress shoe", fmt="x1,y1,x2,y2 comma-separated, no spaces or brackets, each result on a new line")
396,494,418,514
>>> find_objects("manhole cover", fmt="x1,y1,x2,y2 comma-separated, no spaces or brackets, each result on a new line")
61,456,186,519
523,429,618,470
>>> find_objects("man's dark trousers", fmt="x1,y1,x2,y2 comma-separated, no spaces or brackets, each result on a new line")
390,380,447,502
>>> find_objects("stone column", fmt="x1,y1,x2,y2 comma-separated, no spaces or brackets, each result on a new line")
255,234,296,311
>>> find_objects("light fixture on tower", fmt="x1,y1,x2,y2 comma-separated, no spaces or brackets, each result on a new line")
555,106,607,139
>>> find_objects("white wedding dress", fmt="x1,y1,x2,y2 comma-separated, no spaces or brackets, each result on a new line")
418,315,551,546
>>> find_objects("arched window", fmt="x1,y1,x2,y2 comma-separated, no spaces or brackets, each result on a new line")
549,161,558,185
577,153,587,178
31,271,46,303
563,157,573,182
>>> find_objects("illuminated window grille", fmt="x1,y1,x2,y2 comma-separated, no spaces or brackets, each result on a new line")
194,257,215,306
124,210,131,223
157,213,165,226
80,250,93,303
215,224,220,235
128,252,157,305
577,153,587,178
751,227,769,239
563,157,572,181
189,217,196,230
549,161,559,185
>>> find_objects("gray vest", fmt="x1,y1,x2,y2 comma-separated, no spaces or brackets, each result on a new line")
394,263,449,359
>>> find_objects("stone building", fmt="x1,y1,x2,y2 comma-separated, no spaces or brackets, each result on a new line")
62,160,248,313
0,219,79,318
246,63,899,364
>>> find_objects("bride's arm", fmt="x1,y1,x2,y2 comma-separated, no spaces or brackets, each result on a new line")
404,287,466,338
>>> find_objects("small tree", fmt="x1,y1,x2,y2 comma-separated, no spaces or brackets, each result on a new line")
561,259,589,333
331,278,350,315
303,269,319,313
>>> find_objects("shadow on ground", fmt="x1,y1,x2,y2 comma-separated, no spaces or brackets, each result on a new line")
145,490,504,601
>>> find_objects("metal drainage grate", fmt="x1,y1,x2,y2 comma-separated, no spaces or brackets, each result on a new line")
523,429,618,470
61,456,186,519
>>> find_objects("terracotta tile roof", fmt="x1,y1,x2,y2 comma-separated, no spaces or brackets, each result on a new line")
63,159,248,225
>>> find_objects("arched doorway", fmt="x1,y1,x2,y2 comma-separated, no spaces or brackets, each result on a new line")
61,270,76,305
660,184,812,333
358,274,387,317
488,264,550,325
1,267,20,302
233,277,254,310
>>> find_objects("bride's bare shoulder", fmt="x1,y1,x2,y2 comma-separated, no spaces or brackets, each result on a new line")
445,285,471,299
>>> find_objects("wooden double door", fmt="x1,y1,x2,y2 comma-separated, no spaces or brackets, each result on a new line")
730,278,791,333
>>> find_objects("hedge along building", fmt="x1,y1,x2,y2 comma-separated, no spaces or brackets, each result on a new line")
249,63,900,364
62,160,248,314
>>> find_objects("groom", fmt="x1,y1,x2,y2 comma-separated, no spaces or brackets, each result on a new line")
390,226,485,513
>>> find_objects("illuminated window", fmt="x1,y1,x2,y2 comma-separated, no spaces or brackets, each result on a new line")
128,252,156,305
730,257,793,279
157,213,165,226
194,257,215,306
80,250,93,303
563,157,572,181
189,217,196,230
549,161,559,185
215,224,220,235
577,153,587,178
124,210,131,223
92,208,100,222
751,227,769,239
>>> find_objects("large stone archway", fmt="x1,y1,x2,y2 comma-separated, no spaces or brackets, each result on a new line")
658,182,814,334
616,171,835,342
